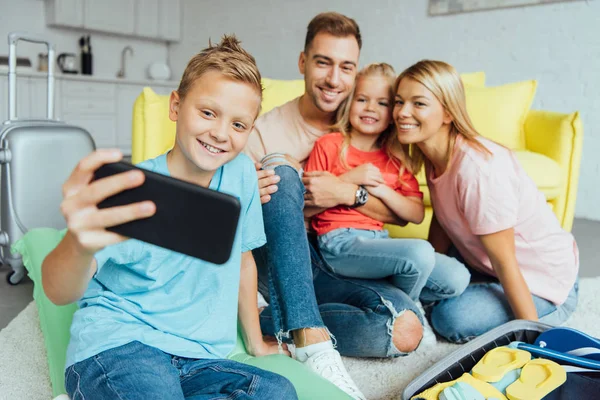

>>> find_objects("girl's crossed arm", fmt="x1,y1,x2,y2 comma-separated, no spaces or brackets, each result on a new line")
365,184,424,224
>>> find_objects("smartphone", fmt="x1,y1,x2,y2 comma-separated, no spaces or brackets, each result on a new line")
93,161,241,265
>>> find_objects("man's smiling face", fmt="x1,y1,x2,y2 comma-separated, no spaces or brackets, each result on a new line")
299,33,360,114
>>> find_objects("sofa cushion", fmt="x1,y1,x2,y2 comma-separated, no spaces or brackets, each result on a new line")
261,78,305,115
465,80,537,150
415,150,562,206
460,71,486,87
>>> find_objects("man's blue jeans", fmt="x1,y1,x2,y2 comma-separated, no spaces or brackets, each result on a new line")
254,165,421,358
65,341,297,400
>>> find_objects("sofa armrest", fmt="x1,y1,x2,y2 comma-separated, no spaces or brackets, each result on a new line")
524,110,583,231
524,110,582,167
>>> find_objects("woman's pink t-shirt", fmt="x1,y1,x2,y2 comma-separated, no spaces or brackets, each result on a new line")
428,136,578,305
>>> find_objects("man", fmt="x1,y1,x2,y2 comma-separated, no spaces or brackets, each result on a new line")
245,12,425,400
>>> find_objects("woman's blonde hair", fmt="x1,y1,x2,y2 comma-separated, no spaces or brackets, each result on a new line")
331,63,414,183
393,60,490,173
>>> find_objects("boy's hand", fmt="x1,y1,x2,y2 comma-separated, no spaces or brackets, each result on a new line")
250,336,291,357
60,149,156,255
255,162,280,204
340,163,384,187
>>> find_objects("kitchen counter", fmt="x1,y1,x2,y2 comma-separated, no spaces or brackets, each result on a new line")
0,68,179,87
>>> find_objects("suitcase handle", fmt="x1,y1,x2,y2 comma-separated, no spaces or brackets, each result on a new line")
7,32,56,121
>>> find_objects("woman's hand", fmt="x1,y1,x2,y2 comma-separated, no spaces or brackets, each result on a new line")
340,163,384,187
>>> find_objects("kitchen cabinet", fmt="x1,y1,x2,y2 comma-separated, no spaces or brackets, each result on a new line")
45,0,84,28
0,75,61,122
0,73,177,155
84,0,135,35
135,0,159,38
45,0,181,42
158,0,182,42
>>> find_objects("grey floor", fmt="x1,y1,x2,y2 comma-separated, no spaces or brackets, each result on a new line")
0,218,598,331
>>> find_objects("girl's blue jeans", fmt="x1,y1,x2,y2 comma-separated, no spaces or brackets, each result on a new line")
317,228,470,303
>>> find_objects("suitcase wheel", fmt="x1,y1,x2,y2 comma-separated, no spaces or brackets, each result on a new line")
6,269,25,285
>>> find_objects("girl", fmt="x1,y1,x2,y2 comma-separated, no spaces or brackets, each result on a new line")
393,60,579,343
304,63,469,303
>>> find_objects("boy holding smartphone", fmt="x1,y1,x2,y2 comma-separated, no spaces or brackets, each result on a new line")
42,36,297,400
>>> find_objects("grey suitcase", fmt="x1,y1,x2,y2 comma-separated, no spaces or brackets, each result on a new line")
0,32,95,285
403,320,555,399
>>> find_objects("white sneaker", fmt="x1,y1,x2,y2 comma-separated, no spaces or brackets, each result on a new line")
302,348,366,400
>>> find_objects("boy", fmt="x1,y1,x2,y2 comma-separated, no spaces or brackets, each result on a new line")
42,36,297,400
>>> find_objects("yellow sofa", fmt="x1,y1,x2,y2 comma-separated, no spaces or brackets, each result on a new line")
131,74,582,238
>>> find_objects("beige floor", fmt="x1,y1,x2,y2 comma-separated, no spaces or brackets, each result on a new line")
0,217,598,330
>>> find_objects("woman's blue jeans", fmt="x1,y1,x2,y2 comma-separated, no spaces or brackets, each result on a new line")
429,247,579,343
253,165,422,358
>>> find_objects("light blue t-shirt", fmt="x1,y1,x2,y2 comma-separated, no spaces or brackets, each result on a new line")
65,153,266,368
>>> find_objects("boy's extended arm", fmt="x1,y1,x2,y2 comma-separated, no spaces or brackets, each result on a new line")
42,149,156,305
238,251,288,357
42,232,97,305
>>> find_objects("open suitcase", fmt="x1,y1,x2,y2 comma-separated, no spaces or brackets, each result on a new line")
403,320,598,400
0,32,95,284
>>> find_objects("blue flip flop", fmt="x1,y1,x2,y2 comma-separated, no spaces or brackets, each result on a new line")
516,342,600,370
534,327,600,361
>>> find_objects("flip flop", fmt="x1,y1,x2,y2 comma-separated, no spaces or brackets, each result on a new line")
489,368,521,394
411,373,507,400
534,327,600,361
439,382,485,400
516,342,600,370
471,346,531,383
505,358,566,400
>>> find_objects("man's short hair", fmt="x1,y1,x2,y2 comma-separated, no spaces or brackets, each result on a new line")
177,35,262,101
304,12,362,53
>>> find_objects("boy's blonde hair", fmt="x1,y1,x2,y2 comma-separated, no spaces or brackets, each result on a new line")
177,35,262,107
304,12,362,52
394,60,490,173
331,63,414,186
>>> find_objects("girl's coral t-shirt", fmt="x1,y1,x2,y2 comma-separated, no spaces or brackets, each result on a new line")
305,132,422,236
428,135,578,305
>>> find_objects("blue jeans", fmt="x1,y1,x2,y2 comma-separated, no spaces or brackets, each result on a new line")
65,341,297,400
318,228,470,302
253,164,421,358
430,248,579,344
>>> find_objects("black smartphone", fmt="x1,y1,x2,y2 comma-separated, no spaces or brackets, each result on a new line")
93,161,241,265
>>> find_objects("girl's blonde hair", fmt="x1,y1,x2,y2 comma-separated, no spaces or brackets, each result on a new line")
331,63,414,182
393,60,490,174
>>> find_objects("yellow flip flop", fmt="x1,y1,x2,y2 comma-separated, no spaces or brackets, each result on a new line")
471,347,531,383
410,373,507,400
505,358,566,400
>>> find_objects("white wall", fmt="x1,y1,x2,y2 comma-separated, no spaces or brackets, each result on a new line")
169,0,600,221
0,0,168,81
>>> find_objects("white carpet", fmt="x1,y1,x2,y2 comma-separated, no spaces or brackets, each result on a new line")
1,277,599,400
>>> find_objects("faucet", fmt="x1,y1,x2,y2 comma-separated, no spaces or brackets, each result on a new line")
116,46,134,78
